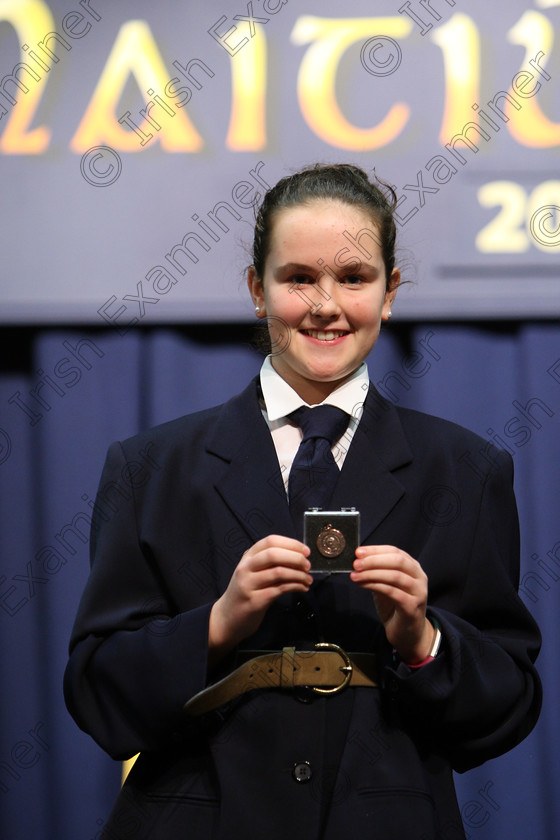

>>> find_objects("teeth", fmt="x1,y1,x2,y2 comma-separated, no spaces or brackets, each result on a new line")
304,330,346,341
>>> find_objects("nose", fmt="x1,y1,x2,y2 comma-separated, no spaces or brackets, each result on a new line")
311,277,342,319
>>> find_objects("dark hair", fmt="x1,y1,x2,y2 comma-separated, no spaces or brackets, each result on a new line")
251,163,398,287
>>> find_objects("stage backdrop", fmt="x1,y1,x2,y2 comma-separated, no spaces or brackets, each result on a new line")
0,0,559,322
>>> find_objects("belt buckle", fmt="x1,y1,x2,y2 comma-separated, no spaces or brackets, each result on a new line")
311,642,352,695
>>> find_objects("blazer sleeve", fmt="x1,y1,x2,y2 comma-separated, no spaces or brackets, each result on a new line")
381,451,542,772
63,441,214,761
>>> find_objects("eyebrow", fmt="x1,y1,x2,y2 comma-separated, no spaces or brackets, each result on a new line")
273,262,315,277
273,261,380,278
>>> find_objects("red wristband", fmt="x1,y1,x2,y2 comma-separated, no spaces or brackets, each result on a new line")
406,654,435,669
400,621,442,668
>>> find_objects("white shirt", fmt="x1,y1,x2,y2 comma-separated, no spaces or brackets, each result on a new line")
259,356,370,492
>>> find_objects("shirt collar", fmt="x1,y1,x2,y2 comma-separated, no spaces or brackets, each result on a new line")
259,355,369,422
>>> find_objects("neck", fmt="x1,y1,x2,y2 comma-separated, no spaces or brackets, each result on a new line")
279,371,352,405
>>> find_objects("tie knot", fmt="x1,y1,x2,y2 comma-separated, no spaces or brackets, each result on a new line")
290,404,349,447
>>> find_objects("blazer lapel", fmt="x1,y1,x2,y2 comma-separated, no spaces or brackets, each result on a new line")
206,379,413,552
330,383,413,543
206,378,296,544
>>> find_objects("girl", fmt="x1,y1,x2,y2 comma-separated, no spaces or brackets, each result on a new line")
65,164,541,840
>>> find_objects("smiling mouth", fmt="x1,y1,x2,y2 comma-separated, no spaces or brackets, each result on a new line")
301,329,350,341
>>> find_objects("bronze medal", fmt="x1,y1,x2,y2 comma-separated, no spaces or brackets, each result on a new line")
316,524,346,558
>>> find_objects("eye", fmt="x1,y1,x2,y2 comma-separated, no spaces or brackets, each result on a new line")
340,275,364,286
290,274,315,286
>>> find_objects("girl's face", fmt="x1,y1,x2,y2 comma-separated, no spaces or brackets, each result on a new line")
248,200,399,404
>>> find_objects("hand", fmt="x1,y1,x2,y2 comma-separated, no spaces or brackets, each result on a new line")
208,535,312,665
350,545,433,664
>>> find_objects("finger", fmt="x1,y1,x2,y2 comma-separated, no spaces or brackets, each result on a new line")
355,545,416,565
351,565,425,591
350,567,424,590
245,546,312,573
350,580,424,607
356,544,407,554
249,534,310,556
354,549,424,577
253,569,314,593
244,580,313,613
350,566,427,605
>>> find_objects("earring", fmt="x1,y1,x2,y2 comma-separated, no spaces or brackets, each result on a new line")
387,311,392,319
255,306,261,313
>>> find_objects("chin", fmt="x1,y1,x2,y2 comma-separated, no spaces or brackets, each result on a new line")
303,364,353,383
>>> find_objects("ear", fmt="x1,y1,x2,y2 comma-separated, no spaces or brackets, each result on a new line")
382,268,400,321
248,266,267,318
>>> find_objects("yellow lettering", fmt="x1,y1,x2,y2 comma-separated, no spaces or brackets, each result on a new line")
226,24,266,150
70,20,203,152
290,16,411,150
0,0,55,154
431,14,480,145
476,181,529,253
507,12,559,147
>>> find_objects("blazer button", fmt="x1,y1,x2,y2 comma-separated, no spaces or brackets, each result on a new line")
292,761,312,783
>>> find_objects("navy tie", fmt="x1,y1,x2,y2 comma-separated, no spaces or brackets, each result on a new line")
288,405,349,536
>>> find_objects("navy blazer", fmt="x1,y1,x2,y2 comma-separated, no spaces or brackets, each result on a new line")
64,379,541,840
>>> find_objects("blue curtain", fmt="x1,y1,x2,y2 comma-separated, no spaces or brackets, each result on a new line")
1,321,558,839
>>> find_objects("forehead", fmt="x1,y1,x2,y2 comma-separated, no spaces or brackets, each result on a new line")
267,200,382,263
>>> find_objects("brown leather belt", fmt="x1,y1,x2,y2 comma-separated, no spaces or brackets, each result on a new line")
184,643,378,716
